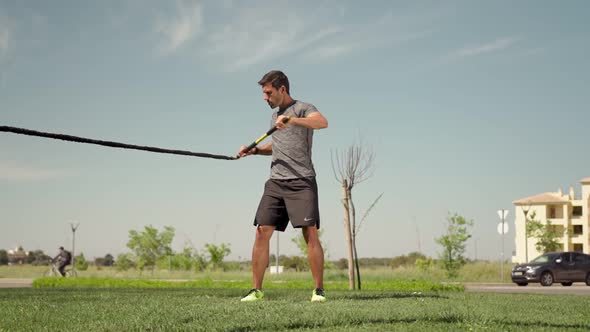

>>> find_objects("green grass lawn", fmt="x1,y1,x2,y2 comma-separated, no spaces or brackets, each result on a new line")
3,264,586,330
31,276,462,292
1,288,589,331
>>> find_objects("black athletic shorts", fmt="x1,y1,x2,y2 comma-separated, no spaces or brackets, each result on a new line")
254,177,320,232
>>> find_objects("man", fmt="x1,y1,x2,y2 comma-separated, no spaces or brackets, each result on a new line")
238,70,328,302
53,246,72,277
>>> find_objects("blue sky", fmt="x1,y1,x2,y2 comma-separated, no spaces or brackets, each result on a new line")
1,1,589,261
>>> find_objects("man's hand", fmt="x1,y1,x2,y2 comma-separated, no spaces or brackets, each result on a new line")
275,115,292,129
237,145,257,158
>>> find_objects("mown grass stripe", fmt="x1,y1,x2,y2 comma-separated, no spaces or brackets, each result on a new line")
32,277,464,292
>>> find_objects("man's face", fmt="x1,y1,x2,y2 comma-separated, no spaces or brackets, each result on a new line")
262,83,284,109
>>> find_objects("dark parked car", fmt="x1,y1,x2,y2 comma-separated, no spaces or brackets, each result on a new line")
511,251,590,286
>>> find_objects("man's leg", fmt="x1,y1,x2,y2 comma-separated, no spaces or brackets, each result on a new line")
302,226,324,289
58,263,66,277
252,225,276,289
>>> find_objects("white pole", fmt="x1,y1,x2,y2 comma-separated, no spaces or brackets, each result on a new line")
70,223,79,275
501,215,505,283
497,210,509,283
523,207,530,263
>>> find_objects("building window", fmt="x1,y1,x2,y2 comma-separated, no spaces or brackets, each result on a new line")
573,225,583,235
549,207,556,218
573,243,583,252
573,206,583,217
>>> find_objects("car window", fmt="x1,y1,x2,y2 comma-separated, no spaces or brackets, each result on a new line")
575,254,590,262
560,253,571,263
531,254,557,263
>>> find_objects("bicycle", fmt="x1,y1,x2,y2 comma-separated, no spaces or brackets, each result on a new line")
44,262,78,277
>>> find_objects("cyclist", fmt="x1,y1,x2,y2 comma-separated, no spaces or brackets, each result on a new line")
53,246,72,277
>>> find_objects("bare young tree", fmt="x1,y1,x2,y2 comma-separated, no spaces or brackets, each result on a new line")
331,143,380,290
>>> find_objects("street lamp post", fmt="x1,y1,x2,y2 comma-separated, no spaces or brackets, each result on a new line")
521,204,531,263
497,209,509,283
70,223,79,274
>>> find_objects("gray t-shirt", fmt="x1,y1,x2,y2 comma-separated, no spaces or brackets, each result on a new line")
270,100,318,180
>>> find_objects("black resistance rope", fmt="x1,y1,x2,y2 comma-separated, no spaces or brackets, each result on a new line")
0,125,237,160
1,118,290,161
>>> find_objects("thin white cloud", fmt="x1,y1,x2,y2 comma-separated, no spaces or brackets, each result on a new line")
446,37,518,61
304,5,445,62
199,2,343,71
310,44,356,59
152,2,436,71
304,22,431,62
207,22,341,71
155,1,203,55
0,163,68,181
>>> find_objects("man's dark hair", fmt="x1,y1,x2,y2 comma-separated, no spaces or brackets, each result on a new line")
59,246,64,250
258,70,289,94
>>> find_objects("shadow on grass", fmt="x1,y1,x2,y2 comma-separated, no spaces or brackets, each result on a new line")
334,292,447,301
9,288,449,301
227,314,590,332
206,289,448,301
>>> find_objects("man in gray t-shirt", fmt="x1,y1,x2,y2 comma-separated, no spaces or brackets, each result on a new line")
269,100,318,179
238,70,328,303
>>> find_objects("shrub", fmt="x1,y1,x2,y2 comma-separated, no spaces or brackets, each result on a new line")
390,252,427,269
115,253,135,271
415,258,434,272
74,253,89,271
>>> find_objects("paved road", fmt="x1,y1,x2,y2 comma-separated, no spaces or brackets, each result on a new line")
0,278,33,288
465,282,590,295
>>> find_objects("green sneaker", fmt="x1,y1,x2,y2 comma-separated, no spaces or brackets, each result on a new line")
241,288,264,302
311,288,326,303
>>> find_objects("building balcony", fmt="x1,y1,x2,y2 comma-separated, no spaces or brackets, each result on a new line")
569,238,584,245
547,218,566,225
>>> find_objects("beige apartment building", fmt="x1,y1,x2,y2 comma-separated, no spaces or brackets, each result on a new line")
512,177,590,263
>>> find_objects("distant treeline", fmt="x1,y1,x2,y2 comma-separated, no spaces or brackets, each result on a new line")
2,247,471,273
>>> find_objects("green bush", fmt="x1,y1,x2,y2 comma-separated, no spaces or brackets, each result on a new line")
115,253,135,271
75,253,89,271
390,252,427,269
155,251,205,271
281,256,308,271
335,258,348,270
0,249,8,265
222,261,243,271
415,257,435,271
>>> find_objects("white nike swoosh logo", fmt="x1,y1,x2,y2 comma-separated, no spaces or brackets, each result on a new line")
304,218,314,222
